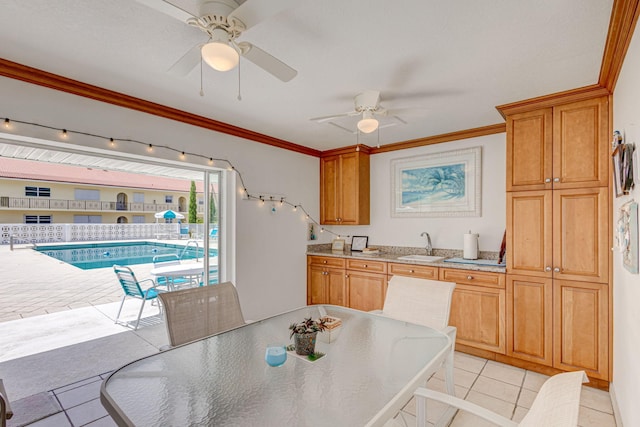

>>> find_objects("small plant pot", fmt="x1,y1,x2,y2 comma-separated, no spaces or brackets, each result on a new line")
294,332,318,355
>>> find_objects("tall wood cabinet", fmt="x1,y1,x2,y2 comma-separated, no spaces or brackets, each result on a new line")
320,150,370,225
503,95,611,381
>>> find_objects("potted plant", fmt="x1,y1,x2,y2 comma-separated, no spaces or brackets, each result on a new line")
289,317,327,355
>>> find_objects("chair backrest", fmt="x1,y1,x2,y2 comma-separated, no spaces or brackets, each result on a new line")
382,276,456,331
113,265,145,298
153,254,180,267
519,370,587,427
159,282,246,347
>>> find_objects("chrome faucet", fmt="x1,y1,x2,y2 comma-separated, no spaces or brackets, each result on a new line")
420,232,433,255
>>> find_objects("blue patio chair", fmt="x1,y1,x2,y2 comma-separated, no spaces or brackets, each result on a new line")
113,265,164,330
209,226,218,239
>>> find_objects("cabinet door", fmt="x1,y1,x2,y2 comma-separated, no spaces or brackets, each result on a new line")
449,285,506,354
338,152,370,225
553,97,609,189
553,187,608,283
506,108,553,191
320,155,340,225
554,280,608,380
307,265,326,305
507,191,553,277
507,275,553,366
326,268,347,307
347,270,387,312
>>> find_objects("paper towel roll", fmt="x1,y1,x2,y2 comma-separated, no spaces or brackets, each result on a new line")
463,233,479,260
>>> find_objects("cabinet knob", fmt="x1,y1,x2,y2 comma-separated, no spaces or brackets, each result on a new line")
545,178,551,183
323,260,327,264
364,264,368,268
409,269,414,273
545,266,552,271
553,178,560,182
554,267,560,272
467,275,473,280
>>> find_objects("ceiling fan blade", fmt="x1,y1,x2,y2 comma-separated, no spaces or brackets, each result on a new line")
237,42,297,82
228,0,298,31
382,107,430,117
168,43,202,76
135,0,195,20
310,112,359,123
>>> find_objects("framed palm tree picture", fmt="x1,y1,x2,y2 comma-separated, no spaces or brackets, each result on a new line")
391,147,482,217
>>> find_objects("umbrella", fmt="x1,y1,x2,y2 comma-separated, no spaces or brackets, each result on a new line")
154,210,185,220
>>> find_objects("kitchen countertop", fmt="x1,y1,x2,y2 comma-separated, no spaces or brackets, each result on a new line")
307,248,506,274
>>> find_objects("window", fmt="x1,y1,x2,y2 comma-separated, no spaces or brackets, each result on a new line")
25,186,50,197
133,192,145,203
74,189,100,200
132,215,145,223
165,195,173,203
25,215,52,224
74,215,102,223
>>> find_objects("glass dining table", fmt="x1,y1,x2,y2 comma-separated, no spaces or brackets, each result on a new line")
100,305,452,427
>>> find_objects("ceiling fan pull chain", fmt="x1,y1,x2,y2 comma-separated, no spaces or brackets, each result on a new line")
237,59,242,101
199,57,205,97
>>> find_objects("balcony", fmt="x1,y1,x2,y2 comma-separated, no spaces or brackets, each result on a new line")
0,196,202,214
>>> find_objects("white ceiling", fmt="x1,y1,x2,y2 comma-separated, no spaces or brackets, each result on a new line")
0,0,614,152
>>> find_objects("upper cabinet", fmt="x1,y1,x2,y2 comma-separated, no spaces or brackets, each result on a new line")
506,97,609,191
320,150,370,225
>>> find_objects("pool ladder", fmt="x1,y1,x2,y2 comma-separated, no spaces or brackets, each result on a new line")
180,240,200,261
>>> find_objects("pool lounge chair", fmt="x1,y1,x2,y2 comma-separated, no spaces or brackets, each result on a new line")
113,265,165,330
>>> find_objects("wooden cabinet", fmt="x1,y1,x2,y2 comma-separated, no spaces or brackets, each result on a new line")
506,97,609,191
554,280,609,380
346,270,387,312
507,275,553,366
307,256,346,306
507,187,609,283
440,268,506,354
320,151,370,225
505,94,610,381
388,262,438,280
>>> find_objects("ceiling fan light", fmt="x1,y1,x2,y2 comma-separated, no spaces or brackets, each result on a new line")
357,112,379,133
201,41,239,72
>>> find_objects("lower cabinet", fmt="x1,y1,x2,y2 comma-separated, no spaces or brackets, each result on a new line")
346,270,387,312
507,274,553,366
554,279,609,380
442,268,506,354
308,265,347,306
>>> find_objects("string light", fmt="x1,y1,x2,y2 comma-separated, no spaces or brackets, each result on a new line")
180,151,186,160
0,115,349,239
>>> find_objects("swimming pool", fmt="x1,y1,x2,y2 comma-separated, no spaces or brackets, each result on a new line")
35,241,217,270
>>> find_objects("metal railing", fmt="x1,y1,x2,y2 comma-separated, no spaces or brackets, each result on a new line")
0,196,204,213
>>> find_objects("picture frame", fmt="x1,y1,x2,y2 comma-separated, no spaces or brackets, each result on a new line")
391,147,482,217
351,236,368,251
331,238,345,252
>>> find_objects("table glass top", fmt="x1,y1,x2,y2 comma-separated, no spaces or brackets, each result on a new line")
101,305,449,427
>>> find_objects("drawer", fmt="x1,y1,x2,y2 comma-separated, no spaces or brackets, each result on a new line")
308,256,346,269
346,259,387,274
439,268,505,289
388,262,438,280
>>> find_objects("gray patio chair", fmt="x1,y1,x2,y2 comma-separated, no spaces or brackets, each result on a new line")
414,370,587,427
113,265,164,330
0,379,13,427
159,282,246,347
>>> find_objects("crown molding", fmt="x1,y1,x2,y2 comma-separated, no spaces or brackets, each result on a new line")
599,0,640,91
0,58,322,158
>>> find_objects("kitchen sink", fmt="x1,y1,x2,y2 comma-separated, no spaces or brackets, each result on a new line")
396,255,445,262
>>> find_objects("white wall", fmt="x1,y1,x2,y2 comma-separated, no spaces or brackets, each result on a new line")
0,76,318,321
331,134,507,253
611,24,640,427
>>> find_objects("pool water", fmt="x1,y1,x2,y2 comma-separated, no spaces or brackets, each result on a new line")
35,241,217,270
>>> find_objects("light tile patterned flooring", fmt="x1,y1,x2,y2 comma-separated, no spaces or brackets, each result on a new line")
9,352,616,427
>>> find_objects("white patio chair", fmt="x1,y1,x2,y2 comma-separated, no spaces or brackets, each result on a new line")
113,265,164,330
373,276,457,426
158,281,246,347
415,370,588,427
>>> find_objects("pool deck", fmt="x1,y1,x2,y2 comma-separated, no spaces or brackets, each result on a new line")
0,239,207,322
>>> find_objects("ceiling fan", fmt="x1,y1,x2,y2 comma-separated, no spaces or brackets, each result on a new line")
137,0,298,81
310,90,425,134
